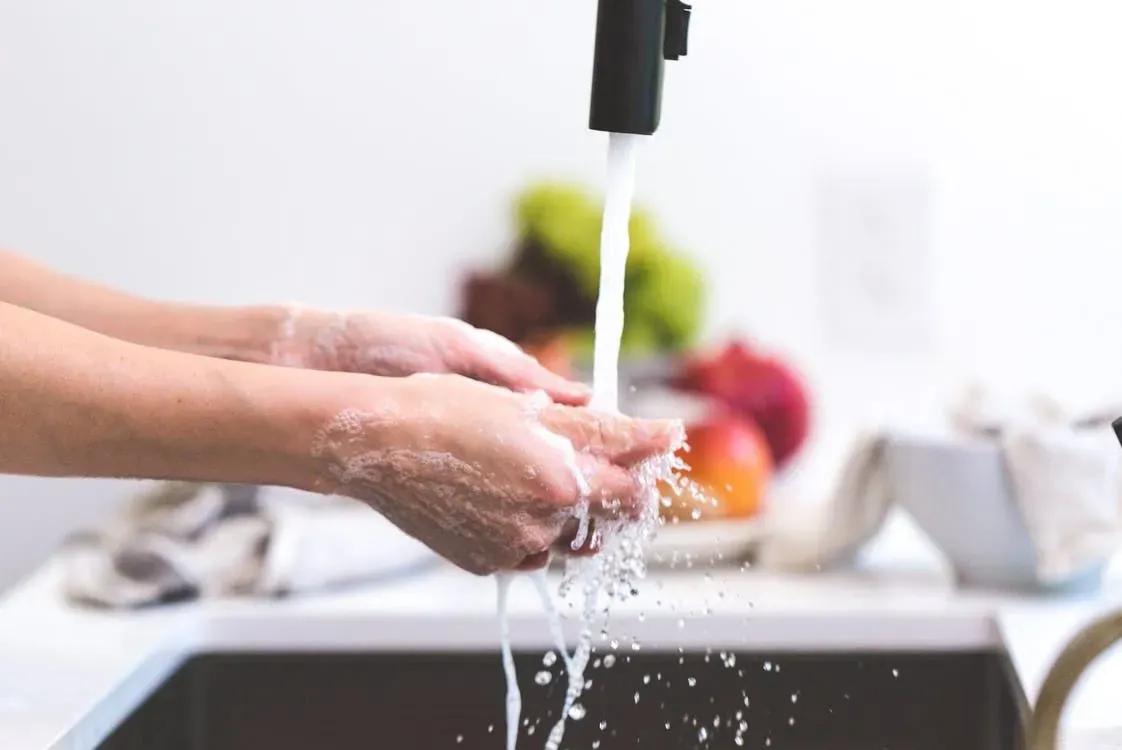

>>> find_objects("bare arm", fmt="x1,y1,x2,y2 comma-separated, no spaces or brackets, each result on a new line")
0,300,339,487
0,249,286,363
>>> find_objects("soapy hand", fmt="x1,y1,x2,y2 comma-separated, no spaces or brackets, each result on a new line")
274,308,590,406
312,374,681,575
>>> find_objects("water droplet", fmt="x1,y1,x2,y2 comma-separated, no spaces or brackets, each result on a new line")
603,654,616,668
713,716,721,727
687,677,697,687
739,720,748,732
892,668,899,677
633,692,640,704
535,670,552,686
690,507,702,520
456,735,463,744
487,724,494,733
677,618,686,628
735,737,744,746
568,704,587,721
631,641,642,651
643,674,651,684
763,661,773,671
791,692,798,703
542,651,557,667
609,639,620,650
698,727,709,741
592,742,601,749
788,717,795,726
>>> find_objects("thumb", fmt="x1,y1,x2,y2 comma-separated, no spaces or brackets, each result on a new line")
470,349,592,407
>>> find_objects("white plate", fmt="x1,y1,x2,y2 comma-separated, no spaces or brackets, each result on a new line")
646,516,765,568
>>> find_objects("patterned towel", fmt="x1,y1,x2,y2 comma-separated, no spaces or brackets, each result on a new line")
60,482,438,608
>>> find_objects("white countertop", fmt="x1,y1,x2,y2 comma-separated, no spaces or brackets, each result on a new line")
1,512,1121,750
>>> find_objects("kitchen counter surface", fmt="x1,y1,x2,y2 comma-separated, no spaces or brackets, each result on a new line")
1,512,1121,749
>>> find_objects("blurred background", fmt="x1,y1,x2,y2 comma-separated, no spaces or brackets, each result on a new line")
2,0,1122,589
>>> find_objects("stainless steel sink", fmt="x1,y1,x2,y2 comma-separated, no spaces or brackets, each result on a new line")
97,649,1027,749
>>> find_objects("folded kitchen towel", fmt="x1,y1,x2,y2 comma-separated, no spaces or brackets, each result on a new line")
750,433,892,572
61,483,438,608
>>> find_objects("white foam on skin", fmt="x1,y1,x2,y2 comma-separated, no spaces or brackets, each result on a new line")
496,133,664,750
525,391,594,550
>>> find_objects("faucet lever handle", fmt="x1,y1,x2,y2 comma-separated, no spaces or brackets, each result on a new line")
664,0,692,61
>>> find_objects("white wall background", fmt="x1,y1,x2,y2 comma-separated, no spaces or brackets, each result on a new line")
2,0,1122,589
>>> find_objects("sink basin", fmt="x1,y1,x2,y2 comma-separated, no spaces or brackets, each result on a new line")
98,649,1027,749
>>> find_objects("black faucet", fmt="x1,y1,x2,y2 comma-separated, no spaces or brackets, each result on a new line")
589,0,692,136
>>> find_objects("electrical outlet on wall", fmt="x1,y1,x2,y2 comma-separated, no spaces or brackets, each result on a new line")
814,164,935,355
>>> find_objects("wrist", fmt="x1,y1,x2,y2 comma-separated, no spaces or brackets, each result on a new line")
297,372,423,496
150,303,293,365
129,357,369,492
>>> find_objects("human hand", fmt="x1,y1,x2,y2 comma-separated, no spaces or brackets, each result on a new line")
273,308,590,406
311,374,682,575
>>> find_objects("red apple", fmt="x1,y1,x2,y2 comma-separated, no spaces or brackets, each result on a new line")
673,340,811,470
662,411,773,522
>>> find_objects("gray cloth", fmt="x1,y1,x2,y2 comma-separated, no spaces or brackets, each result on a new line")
60,482,438,609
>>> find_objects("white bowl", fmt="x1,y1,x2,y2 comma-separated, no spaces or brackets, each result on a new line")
884,433,1105,593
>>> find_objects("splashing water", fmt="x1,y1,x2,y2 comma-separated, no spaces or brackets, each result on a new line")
497,574,522,750
541,132,646,750
495,132,686,750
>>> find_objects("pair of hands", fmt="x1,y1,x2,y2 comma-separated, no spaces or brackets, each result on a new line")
270,309,680,575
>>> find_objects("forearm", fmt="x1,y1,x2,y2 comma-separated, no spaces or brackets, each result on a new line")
0,301,326,487
0,249,287,363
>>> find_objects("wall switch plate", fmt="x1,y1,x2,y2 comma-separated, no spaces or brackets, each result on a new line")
814,165,935,355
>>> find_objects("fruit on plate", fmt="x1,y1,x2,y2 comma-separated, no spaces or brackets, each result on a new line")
661,412,773,523
673,340,810,470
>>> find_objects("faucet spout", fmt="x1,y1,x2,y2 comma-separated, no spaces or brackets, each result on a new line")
1027,609,1122,750
589,0,692,136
